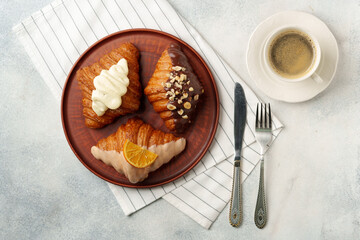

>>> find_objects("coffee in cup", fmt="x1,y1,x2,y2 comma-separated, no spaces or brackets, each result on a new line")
264,27,322,83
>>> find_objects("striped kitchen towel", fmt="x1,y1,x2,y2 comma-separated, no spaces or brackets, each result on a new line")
13,0,283,229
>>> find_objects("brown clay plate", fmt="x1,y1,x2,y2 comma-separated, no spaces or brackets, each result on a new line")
61,29,219,188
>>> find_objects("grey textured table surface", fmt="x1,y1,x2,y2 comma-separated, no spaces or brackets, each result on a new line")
1,0,359,239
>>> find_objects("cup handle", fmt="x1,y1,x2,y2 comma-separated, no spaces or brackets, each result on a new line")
311,72,323,84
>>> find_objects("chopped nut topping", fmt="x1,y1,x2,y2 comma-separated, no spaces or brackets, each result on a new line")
178,99,183,104
184,102,191,109
171,89,175,93
165,82,171,88
179,74,186,82
175,90,180,95
194,94,199,101
175,82,182,89
187,81,190,85
182,115,188,119
169,96,175,101
182,92,188,99
189,87,194,92
172,66,182,71
170,79,175,83
167,104,176,110
182,67,186,71
175,76,180,81
177,109,184,115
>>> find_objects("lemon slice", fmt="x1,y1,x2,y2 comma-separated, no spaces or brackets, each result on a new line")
123,139,158,168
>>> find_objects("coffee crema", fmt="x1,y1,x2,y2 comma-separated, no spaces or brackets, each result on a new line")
268,30,316,79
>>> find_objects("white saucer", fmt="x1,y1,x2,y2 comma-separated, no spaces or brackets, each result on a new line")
246,11,339,103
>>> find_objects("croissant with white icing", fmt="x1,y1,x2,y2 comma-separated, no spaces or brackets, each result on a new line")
91,118,186,183
76,43,141,128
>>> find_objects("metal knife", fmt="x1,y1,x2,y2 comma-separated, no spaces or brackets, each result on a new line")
229,82,247,227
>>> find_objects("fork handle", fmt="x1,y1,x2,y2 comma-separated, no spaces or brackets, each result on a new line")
229,160,242,227
254,158,267,228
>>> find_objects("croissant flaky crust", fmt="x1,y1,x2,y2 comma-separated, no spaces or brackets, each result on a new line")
91,118,186,183
76,43,141,128
144,43,204,133
95,118,181,151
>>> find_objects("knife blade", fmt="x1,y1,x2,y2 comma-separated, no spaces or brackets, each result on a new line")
229,82,247,227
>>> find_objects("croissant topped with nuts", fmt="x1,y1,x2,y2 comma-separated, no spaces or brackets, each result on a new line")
76,43,141,128
144,43,204,133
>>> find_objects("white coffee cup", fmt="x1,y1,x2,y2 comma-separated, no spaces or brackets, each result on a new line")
264,26,322,83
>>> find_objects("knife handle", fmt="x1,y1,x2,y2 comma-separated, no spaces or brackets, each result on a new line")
254,159,267,228
229,159,242,227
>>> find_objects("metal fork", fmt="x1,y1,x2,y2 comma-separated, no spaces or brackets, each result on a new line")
254,103,272,229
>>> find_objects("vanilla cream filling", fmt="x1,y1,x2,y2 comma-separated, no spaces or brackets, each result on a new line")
91,138,186,183
91,58,129,116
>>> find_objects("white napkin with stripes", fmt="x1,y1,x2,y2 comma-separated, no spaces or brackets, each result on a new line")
13,0,283,229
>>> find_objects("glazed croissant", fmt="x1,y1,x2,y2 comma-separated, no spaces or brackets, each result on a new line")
144,43,204,133
91,118,186,183
76,43,141,128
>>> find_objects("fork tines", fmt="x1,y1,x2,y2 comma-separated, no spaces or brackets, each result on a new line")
255,103,272,130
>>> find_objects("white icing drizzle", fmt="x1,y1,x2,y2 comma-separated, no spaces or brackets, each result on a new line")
91,138,186,183
91,58,129,116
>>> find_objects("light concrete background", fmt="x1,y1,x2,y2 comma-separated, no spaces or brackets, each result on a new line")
1,0,359,239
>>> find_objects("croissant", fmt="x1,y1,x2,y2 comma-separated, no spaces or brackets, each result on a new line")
76,43,141,128
144,43,204,133
91,118,186,183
